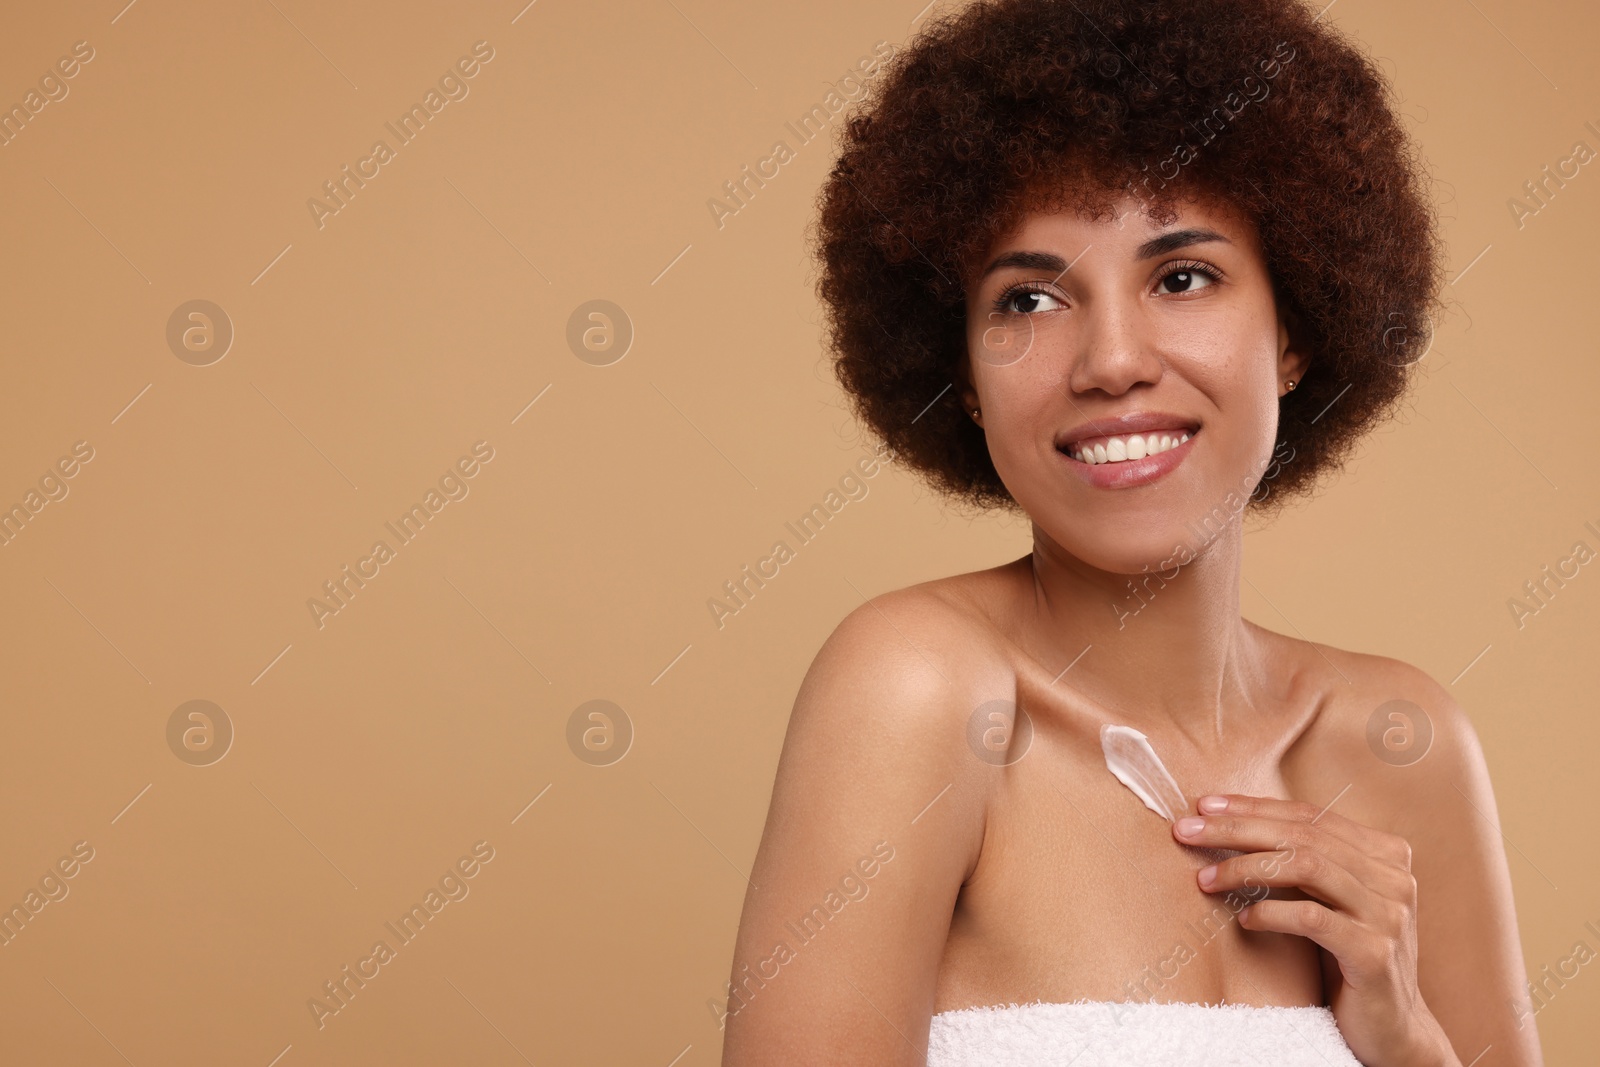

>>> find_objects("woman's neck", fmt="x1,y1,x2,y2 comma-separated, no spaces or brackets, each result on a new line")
1023,521,1268,749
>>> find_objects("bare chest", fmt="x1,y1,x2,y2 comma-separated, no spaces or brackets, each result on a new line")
931,720,1325,1012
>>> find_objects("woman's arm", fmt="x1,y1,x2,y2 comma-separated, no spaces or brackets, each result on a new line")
1398,673,1543,1066
720,591,991,1066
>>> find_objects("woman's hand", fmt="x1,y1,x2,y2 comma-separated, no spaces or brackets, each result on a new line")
1172,793,1460,1067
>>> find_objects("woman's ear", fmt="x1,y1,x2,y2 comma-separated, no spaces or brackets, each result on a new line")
1277,304,1312,387
956,352,981,422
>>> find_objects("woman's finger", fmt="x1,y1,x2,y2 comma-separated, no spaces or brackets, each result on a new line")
1173,810,1390,889
1171,809,1369,876
1197,793,1412,871
1237,899,1393,983
1198,844,1382,919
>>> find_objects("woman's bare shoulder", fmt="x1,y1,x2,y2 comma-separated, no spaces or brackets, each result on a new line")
803,560,1024,703
768,562,1025,851
1264,627,1491,831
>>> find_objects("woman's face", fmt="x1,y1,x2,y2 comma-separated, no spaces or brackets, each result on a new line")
960,191,1310,575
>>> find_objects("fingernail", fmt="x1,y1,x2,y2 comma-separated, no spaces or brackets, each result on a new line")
1175,816,1204,838
1198,795,1228,813
1198,864,1217,888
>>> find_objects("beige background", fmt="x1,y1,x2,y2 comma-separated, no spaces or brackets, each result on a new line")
0,0,1594,1063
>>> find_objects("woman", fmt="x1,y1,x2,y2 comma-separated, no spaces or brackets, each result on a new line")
720,0,1540,1064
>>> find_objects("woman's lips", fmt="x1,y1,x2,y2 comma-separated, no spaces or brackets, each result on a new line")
1058,428,1199,489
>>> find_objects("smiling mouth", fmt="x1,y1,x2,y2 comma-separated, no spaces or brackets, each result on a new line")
1060,427,1197,465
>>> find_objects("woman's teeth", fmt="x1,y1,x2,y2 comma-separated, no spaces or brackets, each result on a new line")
1069,431,1191,465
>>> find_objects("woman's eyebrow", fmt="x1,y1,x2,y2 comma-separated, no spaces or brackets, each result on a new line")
978,250,1069,280
978,228,1232,281
1135,227,1231,260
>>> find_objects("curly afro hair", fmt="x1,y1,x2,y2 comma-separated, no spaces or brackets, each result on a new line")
813,0,1445,515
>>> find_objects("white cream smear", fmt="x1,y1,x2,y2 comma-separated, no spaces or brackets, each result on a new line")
1099,723,1189,822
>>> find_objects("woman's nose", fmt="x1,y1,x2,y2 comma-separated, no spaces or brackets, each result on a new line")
1067,299,1163,396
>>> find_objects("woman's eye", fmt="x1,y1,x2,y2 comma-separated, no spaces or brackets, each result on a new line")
1158,268,1215,294
1003,289,1062,314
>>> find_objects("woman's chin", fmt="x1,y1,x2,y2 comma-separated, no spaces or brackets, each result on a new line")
1052,538,1204,580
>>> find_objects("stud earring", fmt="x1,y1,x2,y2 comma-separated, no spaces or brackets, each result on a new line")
1285,379,1297,392
972,408,981,419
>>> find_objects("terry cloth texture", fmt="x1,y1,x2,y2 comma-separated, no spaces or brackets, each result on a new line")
926,1000,1363,1066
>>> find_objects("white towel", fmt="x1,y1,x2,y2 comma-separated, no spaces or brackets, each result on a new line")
926,999,1364,1066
